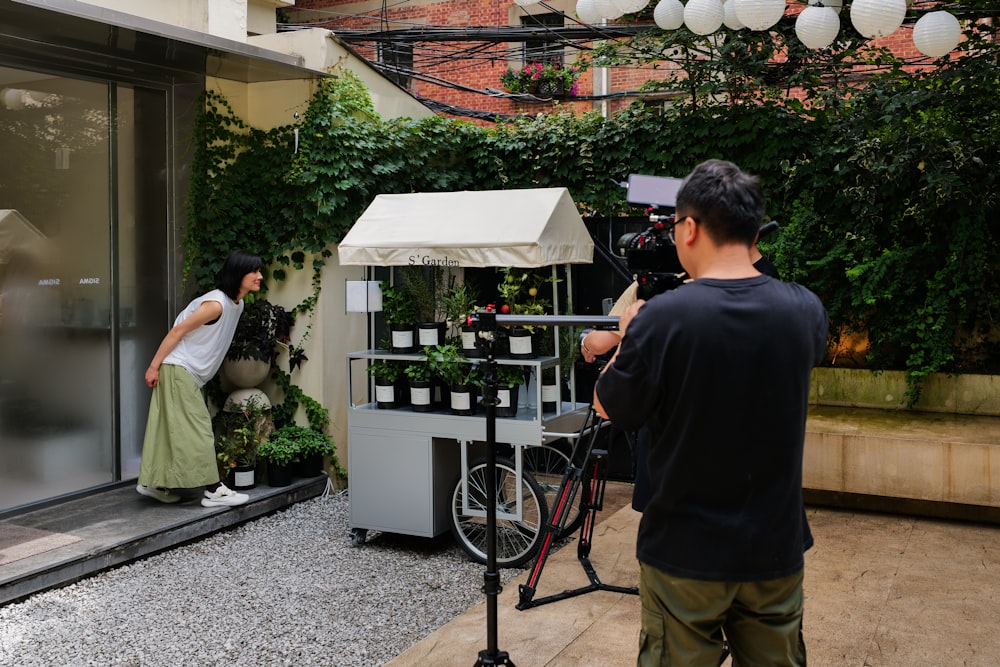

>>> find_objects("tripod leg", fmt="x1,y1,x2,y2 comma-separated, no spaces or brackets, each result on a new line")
517,409,602,610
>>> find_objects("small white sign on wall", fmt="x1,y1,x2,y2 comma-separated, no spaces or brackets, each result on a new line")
345,280,383,313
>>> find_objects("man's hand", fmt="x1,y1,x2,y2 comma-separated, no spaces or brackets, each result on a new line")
618,299,646,337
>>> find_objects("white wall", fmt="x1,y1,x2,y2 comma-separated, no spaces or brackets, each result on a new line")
249,29,435,121
266,253,370,472
77,0,242,41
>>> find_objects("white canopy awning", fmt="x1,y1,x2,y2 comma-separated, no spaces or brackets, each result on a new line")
337,188,594,268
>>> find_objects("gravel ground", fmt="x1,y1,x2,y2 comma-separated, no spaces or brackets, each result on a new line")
0,491,527,667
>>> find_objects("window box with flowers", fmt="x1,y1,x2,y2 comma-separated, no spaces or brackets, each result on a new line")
500,62,580,98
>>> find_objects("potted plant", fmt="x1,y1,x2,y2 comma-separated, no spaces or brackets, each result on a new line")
257,427,302,487
214,427,258,489
442,281,482,357
499,62,580,98
213,391,271,489
404,359,434,412
366,359,407,409
425,342,481,416
497,267,555,359
402,265,450,347
495,364,526,418
380,281,418,353
273,423,335,478
223,297,293,388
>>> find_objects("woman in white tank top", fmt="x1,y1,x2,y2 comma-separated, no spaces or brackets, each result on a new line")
136,251,263,508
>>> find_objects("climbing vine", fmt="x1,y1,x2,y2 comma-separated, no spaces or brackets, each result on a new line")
185,22,1000,405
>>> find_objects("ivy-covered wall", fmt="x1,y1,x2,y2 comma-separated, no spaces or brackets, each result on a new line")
186,31,1000,403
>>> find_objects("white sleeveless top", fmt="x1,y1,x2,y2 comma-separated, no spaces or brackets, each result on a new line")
163,289,244,387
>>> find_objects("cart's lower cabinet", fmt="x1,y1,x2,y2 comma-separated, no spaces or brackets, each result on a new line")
348,428,460,538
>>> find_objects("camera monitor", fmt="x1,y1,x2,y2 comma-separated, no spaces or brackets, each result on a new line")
626,174,683,209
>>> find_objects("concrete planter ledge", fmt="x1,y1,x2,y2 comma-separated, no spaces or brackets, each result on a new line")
805,368,1000,517
810,367,1000,416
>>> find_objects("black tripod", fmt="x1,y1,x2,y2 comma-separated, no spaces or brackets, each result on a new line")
473,319,515,667
516,406,638,610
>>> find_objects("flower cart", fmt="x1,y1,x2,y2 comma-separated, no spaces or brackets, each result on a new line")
338,187,600,567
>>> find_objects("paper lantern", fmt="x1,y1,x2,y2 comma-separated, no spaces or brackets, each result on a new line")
723,1,745,30
733,0,786,31
594,0,626,20
653,0,685,30
912,11,961,58
577,0,603,24
850,0,906,39
613,0,651,13
795,5,840,49
807,0,842,13
684,0,724,35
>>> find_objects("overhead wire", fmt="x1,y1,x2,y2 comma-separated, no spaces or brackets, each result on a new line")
279,1,998,120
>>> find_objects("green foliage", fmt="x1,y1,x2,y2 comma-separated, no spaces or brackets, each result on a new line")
424,342,481,387
227,298,293,363
261,423,344,480
366,359,405,382
404,360,433,383
441,281,480,331
213,393,271,471
186,21,1000,407
270,366,330,433
779,43,1000,402
496,364,526,388
401,265,451,323
380,281,417,325
257,430,300,467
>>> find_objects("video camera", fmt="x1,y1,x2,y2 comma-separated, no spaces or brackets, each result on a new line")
617,174,686,301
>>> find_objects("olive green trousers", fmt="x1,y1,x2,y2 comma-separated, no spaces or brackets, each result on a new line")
637,562,806,667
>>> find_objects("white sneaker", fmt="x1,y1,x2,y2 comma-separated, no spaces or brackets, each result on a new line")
201,483,250,508
136,484,181,504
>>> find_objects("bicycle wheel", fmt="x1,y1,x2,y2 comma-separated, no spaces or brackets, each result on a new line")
522,443,585,539
450,456,548,568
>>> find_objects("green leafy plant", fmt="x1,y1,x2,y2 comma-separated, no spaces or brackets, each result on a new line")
213,393,271,473
257,427,302,467
401,265,450,323
227,297,294,363
215,427,256,471
496,364,526,388
404,360,433,383
425,343,481,387
380,281,417,326
500,62,580,97
497,267,556,334
366,359,405,383
271,423,335,459
442,280,480,331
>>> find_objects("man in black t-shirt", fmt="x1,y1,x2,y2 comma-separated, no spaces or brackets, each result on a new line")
594,160,827,667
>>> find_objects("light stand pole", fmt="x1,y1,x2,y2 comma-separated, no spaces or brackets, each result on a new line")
468,310,619,666
473,314,515,667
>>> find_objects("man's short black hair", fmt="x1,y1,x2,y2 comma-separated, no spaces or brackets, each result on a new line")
675,159,765,246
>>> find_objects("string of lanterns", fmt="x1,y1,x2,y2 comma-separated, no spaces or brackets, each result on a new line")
514,0,964,59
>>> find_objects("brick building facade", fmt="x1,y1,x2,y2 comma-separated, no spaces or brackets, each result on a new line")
285,1,951,122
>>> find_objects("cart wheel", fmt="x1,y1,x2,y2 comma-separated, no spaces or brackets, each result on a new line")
450,457,548,568
523,444,585,539
350,528,367,547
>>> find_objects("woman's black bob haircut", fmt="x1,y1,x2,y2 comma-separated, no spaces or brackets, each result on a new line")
216,251,263,300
